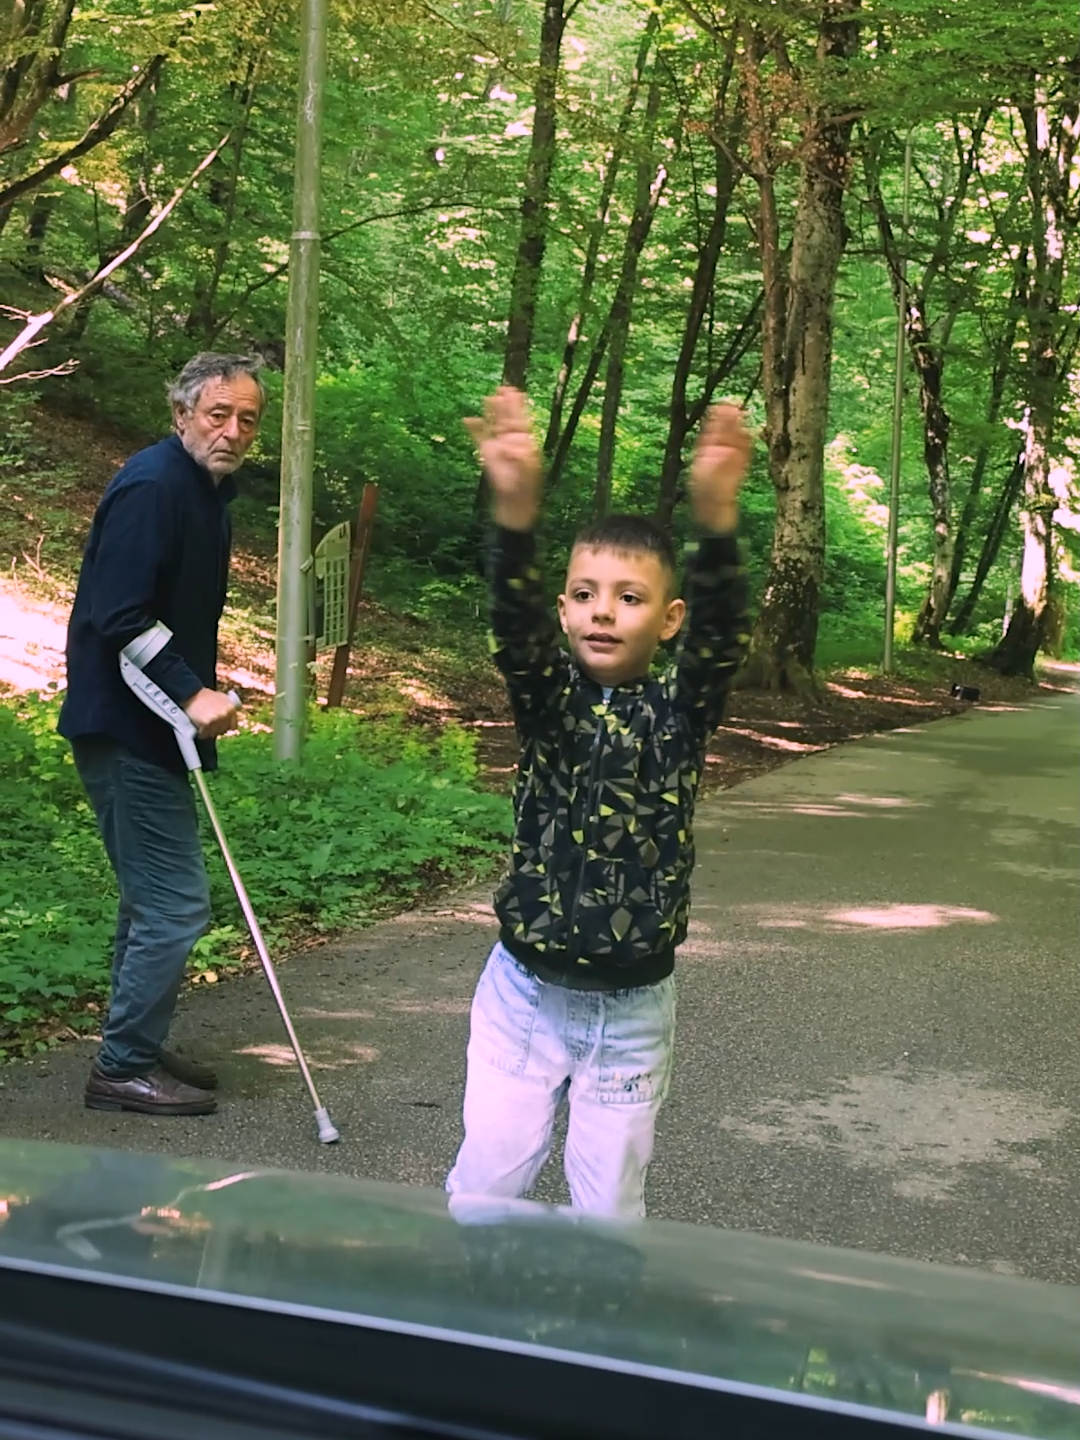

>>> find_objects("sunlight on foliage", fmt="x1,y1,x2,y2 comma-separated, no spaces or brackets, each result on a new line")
0,694,509,1053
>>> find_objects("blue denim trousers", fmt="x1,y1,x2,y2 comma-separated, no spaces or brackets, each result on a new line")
71,736,211,1077
447,942,677,1218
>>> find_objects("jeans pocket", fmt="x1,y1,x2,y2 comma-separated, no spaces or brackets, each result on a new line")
468,943,543,1077
597,976,676,1105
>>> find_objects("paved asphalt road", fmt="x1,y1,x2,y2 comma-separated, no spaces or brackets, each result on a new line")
2,686,1077,1284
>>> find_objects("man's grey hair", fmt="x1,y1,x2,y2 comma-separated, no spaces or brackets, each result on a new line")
168,352,267,414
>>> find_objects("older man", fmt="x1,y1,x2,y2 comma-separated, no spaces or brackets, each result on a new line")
59,353,266,1117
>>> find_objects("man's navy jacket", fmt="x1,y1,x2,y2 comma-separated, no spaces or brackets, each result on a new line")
58,434,236,774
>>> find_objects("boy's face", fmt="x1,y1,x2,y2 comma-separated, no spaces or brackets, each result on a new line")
558,545,685,687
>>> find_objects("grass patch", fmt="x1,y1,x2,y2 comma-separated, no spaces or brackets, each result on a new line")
0,693,511,1056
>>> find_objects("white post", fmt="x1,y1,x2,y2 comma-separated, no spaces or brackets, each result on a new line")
273,0,328,760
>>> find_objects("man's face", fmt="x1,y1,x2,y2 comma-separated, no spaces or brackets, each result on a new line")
558,545,685,687
173,374,263,480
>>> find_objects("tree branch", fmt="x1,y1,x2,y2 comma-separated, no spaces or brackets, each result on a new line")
210,196,502,340
412,0,547,94
0,358,78,385
0,52,166,212
672,0,725,39
921,107,990,297
687,290,764,427
0,0,77,153
0,131,230,376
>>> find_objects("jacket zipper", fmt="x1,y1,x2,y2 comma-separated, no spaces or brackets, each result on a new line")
564,705,607,964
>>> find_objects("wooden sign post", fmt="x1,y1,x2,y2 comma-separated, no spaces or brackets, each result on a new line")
325,483,379,709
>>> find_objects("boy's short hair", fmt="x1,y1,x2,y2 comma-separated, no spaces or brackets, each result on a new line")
571,514,679,594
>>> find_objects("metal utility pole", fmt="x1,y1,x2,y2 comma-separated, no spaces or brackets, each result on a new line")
274,0,328,760
883,135,912,677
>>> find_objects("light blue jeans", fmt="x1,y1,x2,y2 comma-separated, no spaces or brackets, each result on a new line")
72,736,211,1077
447,942,677,1219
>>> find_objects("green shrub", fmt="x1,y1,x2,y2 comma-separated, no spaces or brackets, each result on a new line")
0,694,510,1050
0,691,113,1048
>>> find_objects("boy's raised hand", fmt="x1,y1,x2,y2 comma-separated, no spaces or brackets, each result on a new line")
689,402,752,534
465,386,543,532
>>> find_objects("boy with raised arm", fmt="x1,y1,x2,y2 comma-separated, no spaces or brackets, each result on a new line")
448,387,751,1218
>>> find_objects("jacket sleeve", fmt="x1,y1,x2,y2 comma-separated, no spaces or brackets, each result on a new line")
87,481,204,704
489,526,569,735
675,533,750,741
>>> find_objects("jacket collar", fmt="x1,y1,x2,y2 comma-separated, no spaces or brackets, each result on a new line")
165,433,238,504
568,656,648,700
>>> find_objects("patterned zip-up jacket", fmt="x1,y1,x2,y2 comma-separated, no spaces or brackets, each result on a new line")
490,525,750,991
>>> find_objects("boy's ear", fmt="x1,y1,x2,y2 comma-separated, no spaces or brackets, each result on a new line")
661,597,686,641
556,592,570,634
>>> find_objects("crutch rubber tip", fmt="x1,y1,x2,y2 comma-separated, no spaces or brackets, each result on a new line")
315,1107,340,1144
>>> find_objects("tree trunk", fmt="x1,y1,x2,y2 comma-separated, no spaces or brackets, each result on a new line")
0,54,166,213
19,189,58,282
945,262,1024,618
0,0,77,155
553,285,759,508
656,291,762,527
474,0,570,516
988,89,1078,677
0,133,231,380
3,59,79,249
742,5,861,693
989,416,1055,678
950,450,1024,634
546,67,677,494
186,56,260,344
544,10,657,457
545,319,610,490
865,121,988,648
501,0,569,389
908,310,953,646
62,78,158,347
593,74,665,516
655,51,741,527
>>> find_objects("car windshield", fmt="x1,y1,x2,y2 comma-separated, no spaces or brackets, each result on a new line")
0,1139,1076,1438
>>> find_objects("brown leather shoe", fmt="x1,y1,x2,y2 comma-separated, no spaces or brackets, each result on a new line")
159,1048,218,1090
84,1065,217,1116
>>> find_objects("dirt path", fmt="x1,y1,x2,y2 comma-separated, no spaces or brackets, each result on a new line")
0,578,68,692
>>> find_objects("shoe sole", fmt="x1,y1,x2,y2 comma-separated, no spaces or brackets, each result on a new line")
85,1094,217,1116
